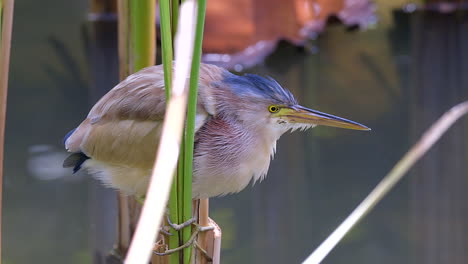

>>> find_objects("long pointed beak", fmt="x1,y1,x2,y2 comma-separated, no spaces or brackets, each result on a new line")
282,105,371,131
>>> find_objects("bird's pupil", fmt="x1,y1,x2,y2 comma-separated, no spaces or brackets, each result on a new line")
270,106,278,112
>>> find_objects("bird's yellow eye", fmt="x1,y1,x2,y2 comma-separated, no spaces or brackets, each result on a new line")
268,105,280,113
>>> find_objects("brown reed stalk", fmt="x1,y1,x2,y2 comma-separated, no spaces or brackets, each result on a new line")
0,1,15,263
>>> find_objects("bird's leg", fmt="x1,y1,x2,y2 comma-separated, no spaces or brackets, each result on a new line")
159,225,172,236
153,223,214,257
164,199,199,233
154,200,213,258
133,197,173,236
166,214,196,231
158,215,194,236
135,196,194,234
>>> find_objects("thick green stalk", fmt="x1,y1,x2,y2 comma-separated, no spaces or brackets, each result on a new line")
160,0,180,263
130,0,155,72
182,0,207,263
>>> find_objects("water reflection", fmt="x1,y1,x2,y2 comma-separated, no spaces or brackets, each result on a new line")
4,3,468,264
27,145,75,181
407,11,468,264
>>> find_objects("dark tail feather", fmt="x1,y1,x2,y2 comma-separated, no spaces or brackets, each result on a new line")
63,152,89,173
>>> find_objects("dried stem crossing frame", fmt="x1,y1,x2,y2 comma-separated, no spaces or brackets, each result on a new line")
304,101,468,264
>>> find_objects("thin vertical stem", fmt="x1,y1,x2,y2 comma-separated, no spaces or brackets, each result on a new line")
182,0,207,262
117,0,130,78
0,1,15,263
170,6,182,254
171,0,179,40
196,199,209,264
116,0,133,256
168,171,180,264
160,0,180,262
159,0,173,99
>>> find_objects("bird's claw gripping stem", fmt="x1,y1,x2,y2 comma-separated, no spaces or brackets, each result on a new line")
154,223,214,260
166,215,196,231
159,226,172,236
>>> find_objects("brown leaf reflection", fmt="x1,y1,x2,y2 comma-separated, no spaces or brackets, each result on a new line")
203,0,376,69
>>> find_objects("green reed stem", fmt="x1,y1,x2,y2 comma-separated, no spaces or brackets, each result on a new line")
160,0,181,262
160,0,173,100
182,0,207,263
129,0,155,72
171,0,179,41
162,1,206,262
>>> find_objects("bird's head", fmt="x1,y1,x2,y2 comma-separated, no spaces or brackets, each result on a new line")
218,72,370,138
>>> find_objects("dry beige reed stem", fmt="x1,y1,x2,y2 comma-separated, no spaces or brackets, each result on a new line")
0,1,15,263
303,101,468,264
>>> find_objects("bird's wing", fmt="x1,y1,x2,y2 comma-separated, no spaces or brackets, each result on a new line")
64,64,226,169
65,66,190,169
64,66,168,169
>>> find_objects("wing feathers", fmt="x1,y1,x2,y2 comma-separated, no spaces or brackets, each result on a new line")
89,65,166,122
81,120,162,168
65,63,227,170
65,119,91,152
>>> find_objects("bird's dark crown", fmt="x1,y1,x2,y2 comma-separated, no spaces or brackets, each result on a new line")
222,72,298,106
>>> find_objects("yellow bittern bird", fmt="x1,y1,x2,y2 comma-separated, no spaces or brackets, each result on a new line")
63,63,369,198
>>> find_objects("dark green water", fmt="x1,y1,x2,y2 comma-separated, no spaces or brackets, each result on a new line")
4,1,468,264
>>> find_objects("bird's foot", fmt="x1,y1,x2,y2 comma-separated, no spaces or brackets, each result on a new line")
154,223,214,260
166,215,196,231
159,215,196,236
159,226,172,236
